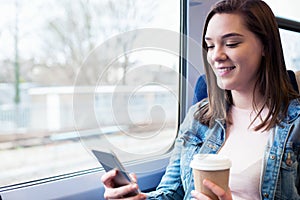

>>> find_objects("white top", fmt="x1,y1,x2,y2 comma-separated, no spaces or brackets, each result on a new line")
218,105,270,200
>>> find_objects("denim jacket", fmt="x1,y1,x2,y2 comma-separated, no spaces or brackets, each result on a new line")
147,99,300,200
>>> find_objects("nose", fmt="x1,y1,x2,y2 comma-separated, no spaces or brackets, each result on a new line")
210,46,227,62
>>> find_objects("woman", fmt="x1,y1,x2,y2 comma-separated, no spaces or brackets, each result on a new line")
101,0,300,199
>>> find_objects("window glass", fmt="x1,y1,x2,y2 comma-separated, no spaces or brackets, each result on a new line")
0,0,180,187
264,0,300,23
280,29,300,71
263,1,300,71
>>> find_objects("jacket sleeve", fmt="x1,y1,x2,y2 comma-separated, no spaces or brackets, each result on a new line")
146,104,200,199
146,135,185,199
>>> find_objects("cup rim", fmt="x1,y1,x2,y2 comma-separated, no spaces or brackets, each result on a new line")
190,154,232,171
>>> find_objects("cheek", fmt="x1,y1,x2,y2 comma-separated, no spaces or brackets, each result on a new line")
207,53,218,76
241,55,261,73
206,51,211,61
206,53,213,68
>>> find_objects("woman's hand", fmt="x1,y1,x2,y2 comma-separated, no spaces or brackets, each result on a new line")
191,179,232,200
101,169,147,200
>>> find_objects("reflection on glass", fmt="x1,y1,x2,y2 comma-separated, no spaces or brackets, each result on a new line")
0,0,180,187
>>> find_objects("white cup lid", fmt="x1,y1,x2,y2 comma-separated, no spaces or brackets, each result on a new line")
190,154,232,171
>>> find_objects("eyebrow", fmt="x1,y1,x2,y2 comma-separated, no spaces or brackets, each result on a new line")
205,32,244,41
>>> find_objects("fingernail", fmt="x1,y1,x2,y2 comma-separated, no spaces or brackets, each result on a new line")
131,183,138,189
191,190,197,198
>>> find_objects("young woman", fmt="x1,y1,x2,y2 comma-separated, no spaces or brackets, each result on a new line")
101,0,300,199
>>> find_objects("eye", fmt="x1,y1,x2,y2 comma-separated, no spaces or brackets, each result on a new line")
205,41,214,50
226,42,240,48
206,44,214,49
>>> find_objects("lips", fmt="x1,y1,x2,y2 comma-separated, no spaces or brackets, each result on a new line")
216,66,236,76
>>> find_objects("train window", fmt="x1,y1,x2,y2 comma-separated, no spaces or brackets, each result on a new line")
264,0,300,23
0,0,180,190
280,29,300,71
264,0,300,71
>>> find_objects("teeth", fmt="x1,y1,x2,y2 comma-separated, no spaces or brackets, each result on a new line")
218,67,235,72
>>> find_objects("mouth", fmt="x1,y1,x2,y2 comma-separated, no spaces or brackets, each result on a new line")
216,66,236,76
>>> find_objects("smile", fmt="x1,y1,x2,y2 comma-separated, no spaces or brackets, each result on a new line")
216,66,236,76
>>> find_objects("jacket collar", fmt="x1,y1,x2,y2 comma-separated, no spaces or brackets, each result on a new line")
282,99,300,123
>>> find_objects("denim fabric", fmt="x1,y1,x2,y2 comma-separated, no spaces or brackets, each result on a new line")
147,99,300,200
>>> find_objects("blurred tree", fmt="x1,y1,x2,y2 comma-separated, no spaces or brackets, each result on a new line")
38,0,157,85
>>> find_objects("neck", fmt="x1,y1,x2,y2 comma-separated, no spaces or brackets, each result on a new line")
231,89,263,110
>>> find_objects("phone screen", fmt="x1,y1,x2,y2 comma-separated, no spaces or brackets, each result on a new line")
92,150,140,196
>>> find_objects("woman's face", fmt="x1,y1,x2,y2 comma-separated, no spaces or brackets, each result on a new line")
205,13,264,92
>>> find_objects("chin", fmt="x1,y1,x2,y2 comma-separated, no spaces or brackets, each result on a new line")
217,80,229,90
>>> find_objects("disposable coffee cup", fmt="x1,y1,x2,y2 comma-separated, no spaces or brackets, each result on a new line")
190,154,231,200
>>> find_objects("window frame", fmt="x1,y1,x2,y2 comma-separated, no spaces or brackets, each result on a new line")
0,155,170,199
0,0,184,199
2,1,300,199
277,17,300,32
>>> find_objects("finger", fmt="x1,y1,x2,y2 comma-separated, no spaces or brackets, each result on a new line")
203,179,231,199
129,173,137,183
191,190,212,200
101,169,118,188
107,193,147,200
118,193,147,200
104,183,140,199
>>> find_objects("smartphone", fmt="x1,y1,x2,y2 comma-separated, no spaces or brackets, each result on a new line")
92,150,140,196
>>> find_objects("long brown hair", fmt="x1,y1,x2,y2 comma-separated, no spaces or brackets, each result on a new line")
194,0,299,131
